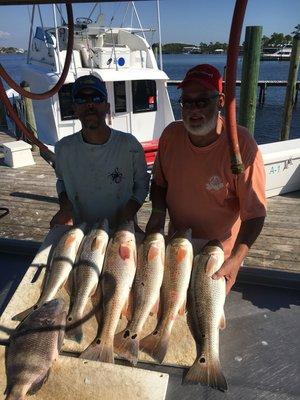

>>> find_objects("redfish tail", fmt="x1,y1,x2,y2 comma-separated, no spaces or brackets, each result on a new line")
139,330,169,364
183,357,228,392
114,329,139,365
79,338,114,364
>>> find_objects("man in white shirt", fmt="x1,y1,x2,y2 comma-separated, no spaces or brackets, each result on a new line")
50,75,149,228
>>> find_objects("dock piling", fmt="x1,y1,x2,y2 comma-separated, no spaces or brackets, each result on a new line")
20,81,38,152
239,26,262,135
280,33,300,141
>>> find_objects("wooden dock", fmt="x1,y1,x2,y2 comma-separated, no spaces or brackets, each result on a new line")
0,130,299,274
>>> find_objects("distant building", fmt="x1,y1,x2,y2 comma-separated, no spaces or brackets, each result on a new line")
214,48,224,54
183,46,202,54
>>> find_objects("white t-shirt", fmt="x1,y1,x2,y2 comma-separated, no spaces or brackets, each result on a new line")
55,129,149,227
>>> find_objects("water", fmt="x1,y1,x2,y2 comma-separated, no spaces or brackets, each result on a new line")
1,53,299,144
163,54,300,144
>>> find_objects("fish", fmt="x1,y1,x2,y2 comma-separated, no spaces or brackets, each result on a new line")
80,220,137,363
12,224,86,322
183,240,228,391
66,219,109,343
5,298,67,400
140,229,193,363
114,232,165,365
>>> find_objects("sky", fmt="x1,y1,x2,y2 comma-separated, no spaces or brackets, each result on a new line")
0,0,299,49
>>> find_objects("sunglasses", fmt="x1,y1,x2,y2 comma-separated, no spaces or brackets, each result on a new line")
73,95,107,105
179,93,219,109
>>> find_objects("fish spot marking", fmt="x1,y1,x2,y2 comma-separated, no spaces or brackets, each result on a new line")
131,334,137,339
176,247,186,263
91,237,101,251
148,246,159,262
119,245,131,260
124,330,130,338
64,234,76,249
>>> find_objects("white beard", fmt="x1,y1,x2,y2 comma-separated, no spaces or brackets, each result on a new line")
183,114,217,137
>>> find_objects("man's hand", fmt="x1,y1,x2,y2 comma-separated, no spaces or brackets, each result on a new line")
145,211,166,235
212,255,241,295
50,209,73,228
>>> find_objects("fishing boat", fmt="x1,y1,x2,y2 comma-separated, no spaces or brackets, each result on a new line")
5,6,174,166
260,45,292,61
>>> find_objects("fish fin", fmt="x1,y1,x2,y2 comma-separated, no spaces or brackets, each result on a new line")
11,305,35,322
139,330,169,364
205,255,218,276
80,338,114,363
178,299,186,316
114,329,139,366
183,357,228,392
28,370,50,395
219,311,226,330
149,298,160,316
4,385,26,400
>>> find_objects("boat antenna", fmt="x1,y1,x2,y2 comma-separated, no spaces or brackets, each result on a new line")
88,2,98,21
55,3,66,25
156,0,163,70
52,3,62,74
37,5,49,49
26,4,36,64
131,2,146,40
121,1,130,28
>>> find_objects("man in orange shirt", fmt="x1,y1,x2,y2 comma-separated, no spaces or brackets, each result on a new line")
146,64,267,294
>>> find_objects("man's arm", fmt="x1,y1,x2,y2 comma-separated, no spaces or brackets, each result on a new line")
212,216,265,294
50,191,74,227
145,181,167,234
116,198,143,225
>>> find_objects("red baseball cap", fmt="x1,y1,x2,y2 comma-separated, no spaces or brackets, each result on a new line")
177,64,223,93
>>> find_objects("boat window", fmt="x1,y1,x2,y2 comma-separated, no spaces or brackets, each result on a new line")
132,80,157,114
114,81,127,113
58,83,78,121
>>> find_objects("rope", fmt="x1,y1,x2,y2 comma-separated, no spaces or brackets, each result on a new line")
0,2,74,101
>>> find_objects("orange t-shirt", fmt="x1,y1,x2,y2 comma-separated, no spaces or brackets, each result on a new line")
153,119,267,259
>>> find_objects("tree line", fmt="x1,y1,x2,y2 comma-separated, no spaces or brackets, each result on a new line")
153,28,299,54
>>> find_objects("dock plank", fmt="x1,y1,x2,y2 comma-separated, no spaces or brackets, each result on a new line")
0,130,299,273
